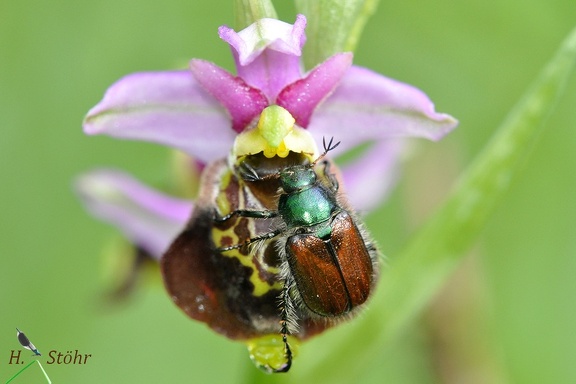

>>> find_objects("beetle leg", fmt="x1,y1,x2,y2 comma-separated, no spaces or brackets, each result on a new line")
237,161,261,182
216,228,282,252
320,160,339,193
213,208,279,223
237,160,281,182
274,283,293,373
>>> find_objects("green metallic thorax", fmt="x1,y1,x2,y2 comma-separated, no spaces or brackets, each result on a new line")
279,186,336,228
277,166,338,234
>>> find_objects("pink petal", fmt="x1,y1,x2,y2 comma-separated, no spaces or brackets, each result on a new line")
276,53,353,128
84,71,235,163
75,169,193,259
190,60,268,133
219,15,307,100
340,140,407,212
308,66,458,151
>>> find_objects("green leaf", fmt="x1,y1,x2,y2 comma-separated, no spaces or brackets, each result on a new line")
234,0,277,29
295,0,380,68
295,24,576,384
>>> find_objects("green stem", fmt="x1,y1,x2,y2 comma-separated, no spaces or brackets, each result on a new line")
295,0,380,68
6,359,52,384
234,0,277,30
296,24,576,384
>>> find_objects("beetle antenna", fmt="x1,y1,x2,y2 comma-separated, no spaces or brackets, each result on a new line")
312,137,340,166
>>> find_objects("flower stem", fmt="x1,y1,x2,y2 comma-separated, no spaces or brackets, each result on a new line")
234,0,277,30
295,24,576,384
295,0,380,68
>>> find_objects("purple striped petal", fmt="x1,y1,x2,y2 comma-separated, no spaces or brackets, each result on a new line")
277,52,353,128
308,66,458,153
75,170,193,259
340,140,407,212
84,71,235,163
190,60,268,133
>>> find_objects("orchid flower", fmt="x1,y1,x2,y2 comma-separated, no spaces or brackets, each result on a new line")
77,15,458,372
78,15,457,262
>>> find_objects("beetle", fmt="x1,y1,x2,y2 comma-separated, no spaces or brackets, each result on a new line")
214,138,380,371
161,150,330,373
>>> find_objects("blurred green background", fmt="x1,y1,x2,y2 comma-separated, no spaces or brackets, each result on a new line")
1,1,574,383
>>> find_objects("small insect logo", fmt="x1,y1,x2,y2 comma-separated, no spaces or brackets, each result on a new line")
6,327,51,383
16,328,41,356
